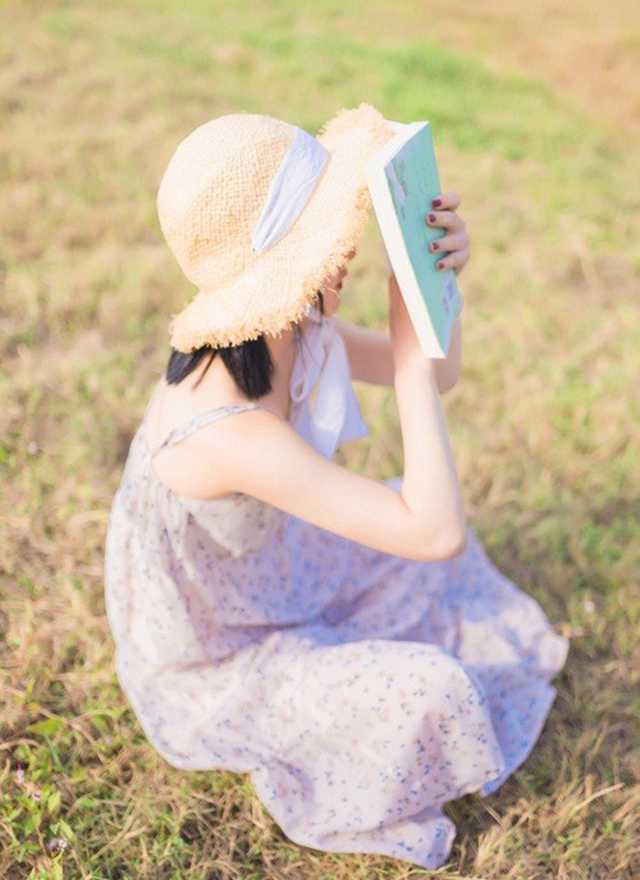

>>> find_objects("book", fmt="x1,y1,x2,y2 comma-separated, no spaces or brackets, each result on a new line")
365,119,464,359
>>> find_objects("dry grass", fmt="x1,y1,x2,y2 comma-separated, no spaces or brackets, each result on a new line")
1,0,638,877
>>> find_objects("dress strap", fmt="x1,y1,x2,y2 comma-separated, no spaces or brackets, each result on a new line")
150,402,263,458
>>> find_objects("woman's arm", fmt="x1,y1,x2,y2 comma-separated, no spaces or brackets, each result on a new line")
333,315,395,386
163,277,467,562
335,309,462,393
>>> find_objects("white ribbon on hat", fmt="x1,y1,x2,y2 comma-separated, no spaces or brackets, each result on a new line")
288,302,370,460
251,126,331,254
250,123,368,458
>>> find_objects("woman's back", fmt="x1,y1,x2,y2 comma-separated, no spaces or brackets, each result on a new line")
105,396,362,666
105,307,391,667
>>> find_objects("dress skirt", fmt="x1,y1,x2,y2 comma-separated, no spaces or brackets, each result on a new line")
111,474,569,870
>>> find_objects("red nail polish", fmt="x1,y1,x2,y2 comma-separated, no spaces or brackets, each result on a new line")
437,262,445,270
428,213,436,223
432,242,439,251
432,198,442,208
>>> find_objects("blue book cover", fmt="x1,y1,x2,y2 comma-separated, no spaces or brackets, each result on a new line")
366,120,463,358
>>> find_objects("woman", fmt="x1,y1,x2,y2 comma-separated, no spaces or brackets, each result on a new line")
104,103,569,870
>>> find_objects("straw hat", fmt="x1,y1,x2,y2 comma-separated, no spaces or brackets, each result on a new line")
157,102,398,352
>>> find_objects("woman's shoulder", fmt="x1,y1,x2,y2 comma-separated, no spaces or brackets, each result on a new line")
147,384,288,502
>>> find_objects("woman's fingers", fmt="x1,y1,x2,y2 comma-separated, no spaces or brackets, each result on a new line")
430,191,461,211
425,191,464,229
423,191,470,273
435,246,470,272
428,230,467,255
425,208,465,232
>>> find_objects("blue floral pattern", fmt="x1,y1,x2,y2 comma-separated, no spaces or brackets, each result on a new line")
104,396,569,870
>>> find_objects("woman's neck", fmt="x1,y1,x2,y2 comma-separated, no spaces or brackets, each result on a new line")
165,316,308,421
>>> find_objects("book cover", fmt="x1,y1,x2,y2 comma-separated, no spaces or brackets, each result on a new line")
366,120,463,359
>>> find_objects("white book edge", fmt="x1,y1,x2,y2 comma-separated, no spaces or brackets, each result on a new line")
366,119,447,359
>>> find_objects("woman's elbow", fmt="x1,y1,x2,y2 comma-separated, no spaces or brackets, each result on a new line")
438,526,467,559
408,524,467,562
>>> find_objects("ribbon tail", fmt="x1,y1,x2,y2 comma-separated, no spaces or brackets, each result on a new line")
311,333,369,458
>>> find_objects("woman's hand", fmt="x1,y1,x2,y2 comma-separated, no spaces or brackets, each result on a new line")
425,192,470,275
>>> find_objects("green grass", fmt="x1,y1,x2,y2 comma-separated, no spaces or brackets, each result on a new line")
1,0,638,877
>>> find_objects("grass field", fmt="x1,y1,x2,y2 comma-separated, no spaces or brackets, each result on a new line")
1,0,639,877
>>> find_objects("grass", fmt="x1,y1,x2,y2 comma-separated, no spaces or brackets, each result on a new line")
1,0,639,877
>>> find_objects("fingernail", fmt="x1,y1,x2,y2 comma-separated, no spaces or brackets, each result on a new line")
437,261,445,271
432,198,442,208
427,213,436,223
432,242,439,251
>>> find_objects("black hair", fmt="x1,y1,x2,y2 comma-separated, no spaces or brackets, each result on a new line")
165,290,324,396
